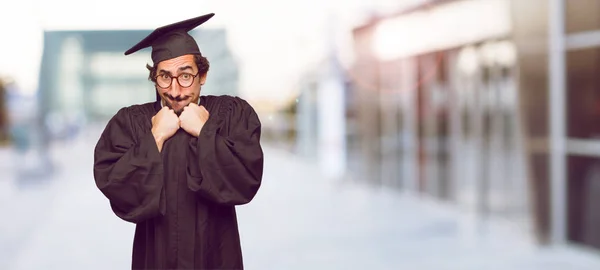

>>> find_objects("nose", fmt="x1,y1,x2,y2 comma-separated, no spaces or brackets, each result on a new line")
168,78,182,97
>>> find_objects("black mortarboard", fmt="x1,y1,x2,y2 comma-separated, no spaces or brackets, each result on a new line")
124,13,215,65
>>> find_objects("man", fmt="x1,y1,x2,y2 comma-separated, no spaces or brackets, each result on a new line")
93,13,264,270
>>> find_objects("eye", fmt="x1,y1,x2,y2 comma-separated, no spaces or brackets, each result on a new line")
159,74,170,80
181,73,192,80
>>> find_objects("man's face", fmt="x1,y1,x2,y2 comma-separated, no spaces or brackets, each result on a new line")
155,54,207,114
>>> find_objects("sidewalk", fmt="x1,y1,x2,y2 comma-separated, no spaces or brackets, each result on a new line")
238,147,600,270
0,146,61,270
2,132,600,269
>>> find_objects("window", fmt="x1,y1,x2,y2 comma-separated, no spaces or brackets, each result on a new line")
566,47,600,139
566,0,600,34
567,155,600,249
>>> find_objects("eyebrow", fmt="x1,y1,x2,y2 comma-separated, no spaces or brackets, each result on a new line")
178,65,193,72
158,66,194,75
157,69,172,76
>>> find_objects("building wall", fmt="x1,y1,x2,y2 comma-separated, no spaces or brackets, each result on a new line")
510,0,552,245
40,29,239,123
349,0,600,251
350,24,384,186
350,0,535,241
563,0,600,250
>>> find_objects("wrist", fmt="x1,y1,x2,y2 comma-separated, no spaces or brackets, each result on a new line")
151,129,166,144
196,124,205,137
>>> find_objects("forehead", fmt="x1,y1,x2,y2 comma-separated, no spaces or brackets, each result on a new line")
156,54,196,71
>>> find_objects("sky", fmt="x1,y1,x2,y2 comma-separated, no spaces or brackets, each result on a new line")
0,0,424,108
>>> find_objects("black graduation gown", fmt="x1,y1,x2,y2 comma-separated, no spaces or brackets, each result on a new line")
93,95,264,270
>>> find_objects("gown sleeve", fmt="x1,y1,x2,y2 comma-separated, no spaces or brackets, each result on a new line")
93,107,165,223
187,96,264,206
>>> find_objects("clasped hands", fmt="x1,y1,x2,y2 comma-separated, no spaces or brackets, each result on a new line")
151,103,209,152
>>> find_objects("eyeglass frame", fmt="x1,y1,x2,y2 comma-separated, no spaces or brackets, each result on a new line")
154,72,201,89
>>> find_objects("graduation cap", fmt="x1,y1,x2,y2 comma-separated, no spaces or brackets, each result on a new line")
124,13,215,65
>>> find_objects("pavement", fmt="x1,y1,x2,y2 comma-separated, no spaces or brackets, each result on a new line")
1,126,600,269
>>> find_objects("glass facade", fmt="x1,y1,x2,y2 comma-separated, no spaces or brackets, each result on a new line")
351,17,531,224
568,155,600,249
566,47,600,139
565,0,600,34
347,0,600,249
348,0,600,249
565,0,600,250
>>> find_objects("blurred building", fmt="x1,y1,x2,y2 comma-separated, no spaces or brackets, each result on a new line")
0,78,8,145
38,28,239,127
296,51,353,179
344,0,600,252
351,0,526,227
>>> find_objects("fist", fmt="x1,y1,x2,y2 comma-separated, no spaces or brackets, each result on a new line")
151,107,180,142
179,103,210,137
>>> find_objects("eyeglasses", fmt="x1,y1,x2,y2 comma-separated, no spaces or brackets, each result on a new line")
155,72,200,88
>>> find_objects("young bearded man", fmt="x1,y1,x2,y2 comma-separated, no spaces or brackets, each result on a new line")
93,13,264,270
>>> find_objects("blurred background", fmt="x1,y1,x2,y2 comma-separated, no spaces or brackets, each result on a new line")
3,0,600,269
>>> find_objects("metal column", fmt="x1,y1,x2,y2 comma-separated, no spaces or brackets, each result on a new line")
548,0,567,245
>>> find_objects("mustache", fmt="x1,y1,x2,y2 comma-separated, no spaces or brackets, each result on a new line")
164,94,191,102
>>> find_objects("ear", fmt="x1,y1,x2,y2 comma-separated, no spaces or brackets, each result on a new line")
200,73,208,85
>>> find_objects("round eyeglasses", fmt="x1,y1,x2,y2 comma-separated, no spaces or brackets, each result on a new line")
155,72,200,88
